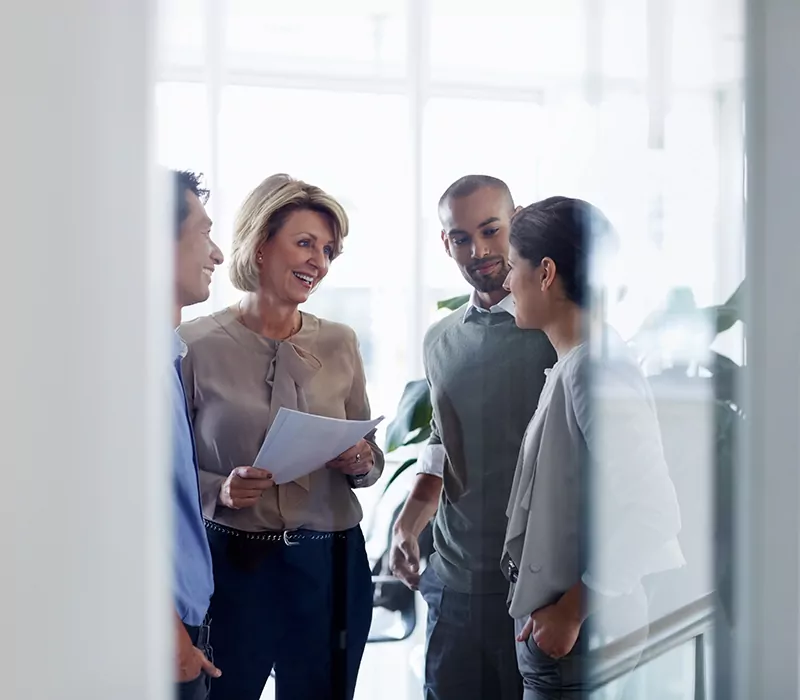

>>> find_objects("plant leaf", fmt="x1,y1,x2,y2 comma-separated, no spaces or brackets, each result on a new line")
437,294,470,311
403,424,432,447
710,351,743,405
704,279,747,335
385,379,432,452
713,305,740,335
381,458,419,495
724,278,746,311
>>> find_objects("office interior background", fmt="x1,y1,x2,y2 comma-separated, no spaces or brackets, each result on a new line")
3,0,800,698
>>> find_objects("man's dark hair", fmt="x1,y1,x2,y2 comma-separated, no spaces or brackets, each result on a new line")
510,196,618,308
437,174,514,217
173,170,209,235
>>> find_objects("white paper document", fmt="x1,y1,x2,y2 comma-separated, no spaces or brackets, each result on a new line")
252,408,385,485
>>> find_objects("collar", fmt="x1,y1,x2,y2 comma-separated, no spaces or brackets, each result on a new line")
172,329,188,361
463,291,516,322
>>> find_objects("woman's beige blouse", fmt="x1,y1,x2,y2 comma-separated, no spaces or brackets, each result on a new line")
179,307,384,533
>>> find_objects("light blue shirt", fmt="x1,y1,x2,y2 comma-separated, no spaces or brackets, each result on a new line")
172,331,214,626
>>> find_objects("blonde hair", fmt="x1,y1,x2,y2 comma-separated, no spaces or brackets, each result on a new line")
229,173,349,292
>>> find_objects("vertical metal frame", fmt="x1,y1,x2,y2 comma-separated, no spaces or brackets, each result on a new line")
736,0,800,697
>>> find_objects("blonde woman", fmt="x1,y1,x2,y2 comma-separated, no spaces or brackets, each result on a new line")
179,174,384,700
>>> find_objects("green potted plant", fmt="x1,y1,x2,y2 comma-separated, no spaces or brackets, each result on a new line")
380,294,469,494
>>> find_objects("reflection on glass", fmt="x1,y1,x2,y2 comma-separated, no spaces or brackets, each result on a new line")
153,1,744,697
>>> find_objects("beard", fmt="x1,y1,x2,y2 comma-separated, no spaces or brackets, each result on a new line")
465,257,510,293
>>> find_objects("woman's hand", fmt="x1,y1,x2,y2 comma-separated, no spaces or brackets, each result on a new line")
517,599,583,659
218,466,274,509
326,439,373,476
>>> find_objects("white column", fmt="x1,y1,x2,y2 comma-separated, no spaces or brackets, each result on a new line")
204,0,228,312
738,0,800,697
407,0,431,380
0,3,170,700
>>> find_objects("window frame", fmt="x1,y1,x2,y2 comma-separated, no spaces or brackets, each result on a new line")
159,0,741,381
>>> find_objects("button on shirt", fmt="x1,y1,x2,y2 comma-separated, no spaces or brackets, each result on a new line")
172,331,214,626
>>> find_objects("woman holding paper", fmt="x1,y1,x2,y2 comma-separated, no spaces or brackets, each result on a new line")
179,174,384,700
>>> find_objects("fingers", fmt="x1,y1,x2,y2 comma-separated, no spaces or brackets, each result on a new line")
400,571,421,589
230,467,274,492
390,537,422,589
525,622,563,658
334,439,368,461
233,479,274,492
231,496,261,509
535,636,561,659
231,487,268,498
221,466,275,510
516,616,534,642
327,446,373,474
198,651,222,679
336,445,359,461
391,559,421,589
233,466,273,481
399,541,420,571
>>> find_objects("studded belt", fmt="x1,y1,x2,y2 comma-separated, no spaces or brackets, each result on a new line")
204,519,343,547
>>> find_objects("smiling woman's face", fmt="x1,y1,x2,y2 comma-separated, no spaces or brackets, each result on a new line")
257,208,336,305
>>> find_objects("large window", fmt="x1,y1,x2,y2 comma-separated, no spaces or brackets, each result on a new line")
429,0,585,85
225,0,408,77
156,3,744,694
157,0,743,415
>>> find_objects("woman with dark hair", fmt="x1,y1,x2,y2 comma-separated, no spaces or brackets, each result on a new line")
500,197,685,699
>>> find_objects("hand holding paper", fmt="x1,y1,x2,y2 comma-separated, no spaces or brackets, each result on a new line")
326,438,374,476
218,466,274,510
252,408,384,485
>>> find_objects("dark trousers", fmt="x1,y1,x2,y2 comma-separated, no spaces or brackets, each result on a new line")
514,585,648,700
176,621,212,700
419,566,523,700
205,525,373,700
514,617,588,700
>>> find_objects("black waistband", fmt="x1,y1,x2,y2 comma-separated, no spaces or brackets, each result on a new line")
182,620,210,648
204,519,348,546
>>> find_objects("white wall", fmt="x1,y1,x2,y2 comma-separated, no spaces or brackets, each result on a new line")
0,2,170,699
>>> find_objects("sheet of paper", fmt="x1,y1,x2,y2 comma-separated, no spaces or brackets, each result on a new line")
252,407,385,485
